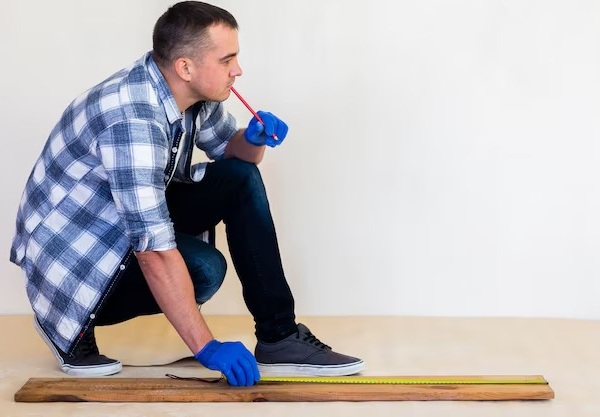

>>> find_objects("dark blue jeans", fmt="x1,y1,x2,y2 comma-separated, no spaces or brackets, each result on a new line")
96,158,297,342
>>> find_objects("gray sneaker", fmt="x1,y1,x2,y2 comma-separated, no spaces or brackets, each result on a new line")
255,323,365,376
34,316,122,377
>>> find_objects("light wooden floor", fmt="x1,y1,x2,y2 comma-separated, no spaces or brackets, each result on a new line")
1,315,599,416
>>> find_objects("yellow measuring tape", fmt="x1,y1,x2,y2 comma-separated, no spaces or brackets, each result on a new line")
165,374,548,385
258,375,549,385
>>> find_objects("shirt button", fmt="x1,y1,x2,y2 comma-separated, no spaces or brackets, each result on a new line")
171,147,178,153
90,314,96,319
119,264,126,271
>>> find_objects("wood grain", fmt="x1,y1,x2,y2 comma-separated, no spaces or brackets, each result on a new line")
14,376,554,402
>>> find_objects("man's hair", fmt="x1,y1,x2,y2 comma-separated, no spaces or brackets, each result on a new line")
152,1,238,68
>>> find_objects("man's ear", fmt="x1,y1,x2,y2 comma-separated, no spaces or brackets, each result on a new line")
174,58,193,82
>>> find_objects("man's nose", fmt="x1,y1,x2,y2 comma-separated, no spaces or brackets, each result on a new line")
231,63,243,77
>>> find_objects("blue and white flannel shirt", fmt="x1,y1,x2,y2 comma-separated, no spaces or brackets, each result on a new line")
10,52,239,353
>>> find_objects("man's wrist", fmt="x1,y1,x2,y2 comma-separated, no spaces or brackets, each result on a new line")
195,339,219,362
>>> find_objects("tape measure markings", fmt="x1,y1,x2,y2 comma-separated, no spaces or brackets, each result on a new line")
258,375,548,385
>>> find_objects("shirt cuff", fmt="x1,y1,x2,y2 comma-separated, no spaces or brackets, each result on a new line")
130,223,176,252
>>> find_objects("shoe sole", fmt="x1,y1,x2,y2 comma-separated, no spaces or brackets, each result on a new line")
257,359,365,377
33,316,122,377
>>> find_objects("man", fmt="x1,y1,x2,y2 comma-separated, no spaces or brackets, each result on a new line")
10,1,363,386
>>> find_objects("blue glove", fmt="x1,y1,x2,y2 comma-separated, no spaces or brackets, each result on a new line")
244,111,289,147
194,340,260,386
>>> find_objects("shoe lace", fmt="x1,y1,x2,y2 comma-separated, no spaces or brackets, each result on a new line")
298,330,331,350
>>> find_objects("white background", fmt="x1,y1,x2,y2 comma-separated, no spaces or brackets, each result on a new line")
1,0,599,319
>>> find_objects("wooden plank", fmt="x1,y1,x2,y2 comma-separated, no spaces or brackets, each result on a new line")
14,376,554,402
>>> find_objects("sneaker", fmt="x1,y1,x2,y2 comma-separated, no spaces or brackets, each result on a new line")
255,323,365,376
34,316,122,376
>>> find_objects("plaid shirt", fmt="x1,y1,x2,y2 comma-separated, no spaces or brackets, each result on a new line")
10,52,238,353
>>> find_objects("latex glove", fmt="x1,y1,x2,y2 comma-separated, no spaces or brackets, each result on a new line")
194,340,260,386
244,111,289,147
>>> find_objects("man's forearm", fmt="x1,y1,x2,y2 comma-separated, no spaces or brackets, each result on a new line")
224,129,266,164
134,249,213,355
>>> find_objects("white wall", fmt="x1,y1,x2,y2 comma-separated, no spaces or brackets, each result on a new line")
1,1,599,319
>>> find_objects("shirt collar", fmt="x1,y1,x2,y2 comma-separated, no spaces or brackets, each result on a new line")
146,52,182,125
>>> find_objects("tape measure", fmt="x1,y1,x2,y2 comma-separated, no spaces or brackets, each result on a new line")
258,375,549,385
166,374,548,385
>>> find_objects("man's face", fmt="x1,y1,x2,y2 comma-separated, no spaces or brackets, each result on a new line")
188,23,242,102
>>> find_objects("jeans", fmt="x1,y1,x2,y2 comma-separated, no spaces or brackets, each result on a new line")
96,158,297,342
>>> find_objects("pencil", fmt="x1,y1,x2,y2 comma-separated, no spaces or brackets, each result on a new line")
230,86,279,141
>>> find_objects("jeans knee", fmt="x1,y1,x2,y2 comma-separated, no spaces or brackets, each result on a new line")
176,232,227,304
190,249,227,304
224,158,264,192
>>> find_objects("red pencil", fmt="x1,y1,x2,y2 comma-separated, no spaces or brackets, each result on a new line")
230,86,279,141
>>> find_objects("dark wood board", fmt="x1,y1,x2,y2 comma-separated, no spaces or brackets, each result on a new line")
14,376,554,402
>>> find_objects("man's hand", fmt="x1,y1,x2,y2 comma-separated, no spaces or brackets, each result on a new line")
195,340,260,386
244,111,288,147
